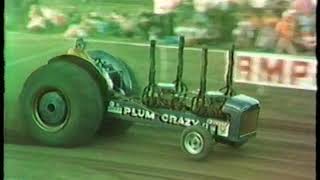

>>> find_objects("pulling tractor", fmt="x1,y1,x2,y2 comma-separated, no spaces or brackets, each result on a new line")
19,36,260,160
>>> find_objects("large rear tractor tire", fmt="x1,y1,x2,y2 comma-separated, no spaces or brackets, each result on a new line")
19,60,105,147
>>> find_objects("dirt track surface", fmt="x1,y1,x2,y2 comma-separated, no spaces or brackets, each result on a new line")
4,32,316,180
4,119,316,180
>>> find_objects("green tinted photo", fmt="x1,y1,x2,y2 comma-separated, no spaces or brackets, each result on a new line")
4,0,317,179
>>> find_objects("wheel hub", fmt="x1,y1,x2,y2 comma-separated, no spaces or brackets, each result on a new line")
35,91,68,131
184,132,204,154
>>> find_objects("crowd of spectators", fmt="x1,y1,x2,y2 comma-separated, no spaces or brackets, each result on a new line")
232,0,316,54
23,0,316,55
26,5,138,38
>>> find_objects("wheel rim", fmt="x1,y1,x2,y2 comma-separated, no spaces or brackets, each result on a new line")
34,90,69,132
184,131,204,155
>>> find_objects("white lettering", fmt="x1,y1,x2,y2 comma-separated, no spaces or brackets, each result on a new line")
184,118,192,126
145,111,155,120
131,108,138,117
137,109,145,118
177,116,184,125
123,107,131,115
192,120,200,126
169,115,177,124
160,114,168,122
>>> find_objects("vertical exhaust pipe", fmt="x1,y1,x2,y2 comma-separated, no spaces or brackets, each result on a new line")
191,47,208,111
148,40,156,86
142,40,159,105
175,36,185,92
171,36,188,110
199,47,208,101
220,44,236,96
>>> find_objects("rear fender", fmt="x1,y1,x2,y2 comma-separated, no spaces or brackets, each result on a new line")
48,54,110,104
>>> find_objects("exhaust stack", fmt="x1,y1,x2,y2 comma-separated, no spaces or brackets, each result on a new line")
191,47,208,111
220,44,236,96
199,47,208,100
148,40,156,86
142,40,159,106
174,36,187,94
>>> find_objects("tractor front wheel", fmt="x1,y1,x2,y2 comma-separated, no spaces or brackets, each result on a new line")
180,125,213,160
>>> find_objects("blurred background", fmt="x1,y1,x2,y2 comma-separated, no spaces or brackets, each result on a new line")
4,1,317,179
5,0,317,55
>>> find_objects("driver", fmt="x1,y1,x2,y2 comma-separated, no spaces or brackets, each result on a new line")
67,38,114,91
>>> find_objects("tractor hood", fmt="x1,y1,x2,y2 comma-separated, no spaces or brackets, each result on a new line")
223,94,260,112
